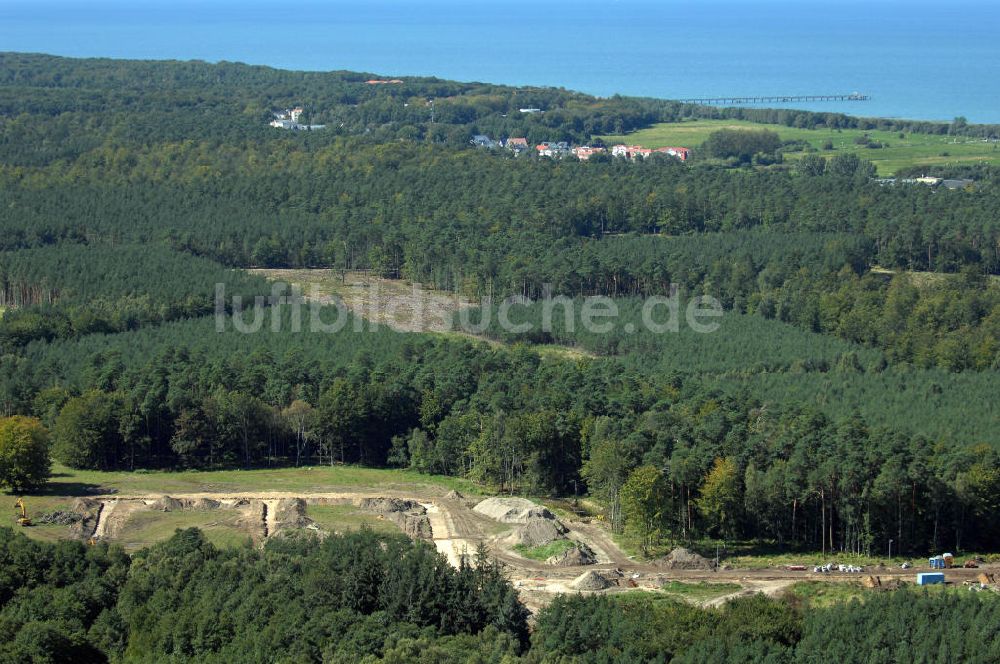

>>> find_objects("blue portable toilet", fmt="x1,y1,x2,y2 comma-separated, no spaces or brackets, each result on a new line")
917,572,945,585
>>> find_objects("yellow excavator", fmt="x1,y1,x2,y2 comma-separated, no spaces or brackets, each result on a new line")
14,498,31,527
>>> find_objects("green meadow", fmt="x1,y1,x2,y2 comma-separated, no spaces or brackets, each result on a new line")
599,119,1000,174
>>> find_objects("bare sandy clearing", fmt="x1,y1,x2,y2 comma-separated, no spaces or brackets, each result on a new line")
248,268,594,359
248,268,476,334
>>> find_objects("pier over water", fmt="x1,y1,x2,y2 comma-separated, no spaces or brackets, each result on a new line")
677,93,869,105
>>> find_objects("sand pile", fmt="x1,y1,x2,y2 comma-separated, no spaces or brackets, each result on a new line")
653,547,714,570
192,498,221,510
570,570,610,591
473,497,554,523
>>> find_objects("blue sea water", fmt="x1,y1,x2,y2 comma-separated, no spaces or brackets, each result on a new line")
2,0,999,123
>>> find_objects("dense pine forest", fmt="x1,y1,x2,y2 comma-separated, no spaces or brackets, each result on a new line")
2,53,1000,660
3,527,999,662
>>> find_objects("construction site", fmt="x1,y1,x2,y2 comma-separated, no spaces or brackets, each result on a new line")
13,485,997,614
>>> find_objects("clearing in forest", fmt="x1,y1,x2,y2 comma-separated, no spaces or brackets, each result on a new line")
249,269,474,335
248,268,593,359
15,465,995,613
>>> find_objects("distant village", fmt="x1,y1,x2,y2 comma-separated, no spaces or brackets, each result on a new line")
471,135,691,162
268,105,691,160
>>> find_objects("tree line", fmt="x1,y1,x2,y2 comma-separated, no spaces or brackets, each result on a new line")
0,244,270,349
1,308,997,553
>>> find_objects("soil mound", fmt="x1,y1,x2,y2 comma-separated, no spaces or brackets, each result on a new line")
274,498,310,525
444,490,464,501
357,497,431,539
653,547,714,570
570,570,610,591
193,498,221,510
271,498,314,534
359,497,422,514
506,518,568,548
547,543,598,566
69,498,102,539
474,497,554,523
397,513,432,539
72,498,101,512
149,496,184,512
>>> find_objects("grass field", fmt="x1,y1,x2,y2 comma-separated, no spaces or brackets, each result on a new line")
658,581,742,603
784,581,867,608
116,508,250,551
599,119,1000,175
7,462,477,532
306,504,402,535
29,462,477,499
9,463,469,547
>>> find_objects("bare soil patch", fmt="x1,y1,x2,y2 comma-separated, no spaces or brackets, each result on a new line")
652,547,716,571
248,269,475,335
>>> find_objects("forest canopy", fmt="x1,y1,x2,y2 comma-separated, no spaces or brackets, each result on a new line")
1,53,999,559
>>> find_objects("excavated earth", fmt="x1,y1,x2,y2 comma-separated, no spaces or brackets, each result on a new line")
63,493,434,545
48,490,996,615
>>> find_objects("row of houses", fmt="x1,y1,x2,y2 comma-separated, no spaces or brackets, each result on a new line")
612,144,691,161
471,135,690,161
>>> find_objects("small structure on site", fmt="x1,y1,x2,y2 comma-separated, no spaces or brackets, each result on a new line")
917,572,945,585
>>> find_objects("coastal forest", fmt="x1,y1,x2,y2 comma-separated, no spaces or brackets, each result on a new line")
2,53,1000,661
4,527,999,663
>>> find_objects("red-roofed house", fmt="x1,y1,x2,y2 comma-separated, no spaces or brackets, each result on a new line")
572,146,607,160
506,137,529,153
